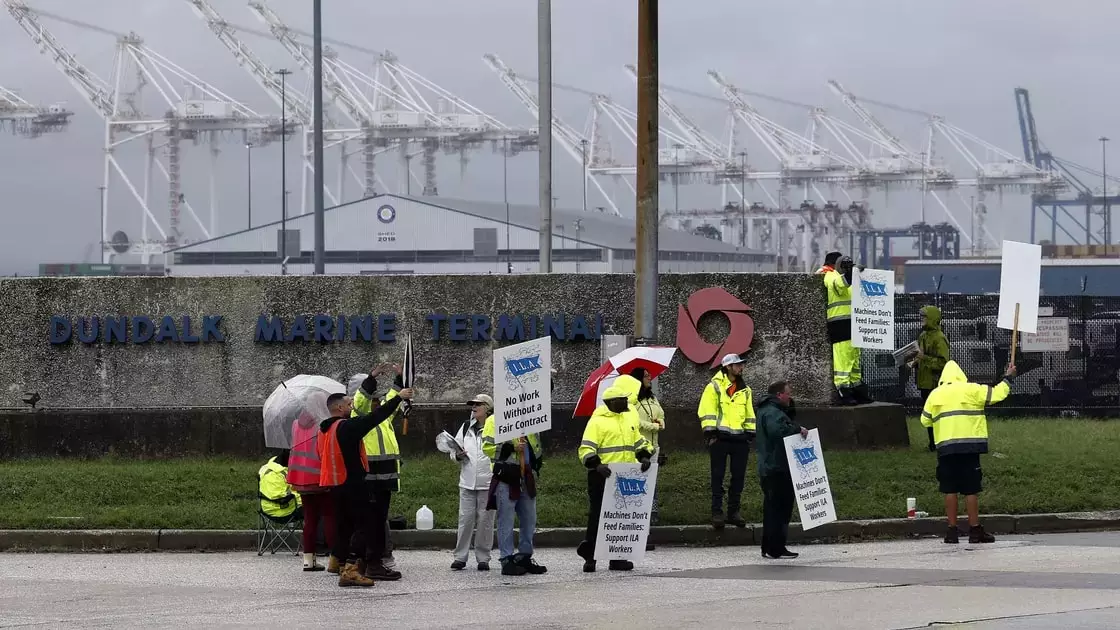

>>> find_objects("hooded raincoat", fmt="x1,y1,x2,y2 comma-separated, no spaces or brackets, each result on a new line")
920,361,1011,456
916,306,951,391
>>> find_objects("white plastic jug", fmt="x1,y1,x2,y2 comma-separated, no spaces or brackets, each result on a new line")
416,505,434,530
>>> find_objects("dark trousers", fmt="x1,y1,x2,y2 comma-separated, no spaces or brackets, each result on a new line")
710,439,751,514
760,472,795,554
583,470,607,555
920,389,935,447
365,489,391,564
332,484,373,563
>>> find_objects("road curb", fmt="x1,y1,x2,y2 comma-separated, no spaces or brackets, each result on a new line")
1,511,1118,552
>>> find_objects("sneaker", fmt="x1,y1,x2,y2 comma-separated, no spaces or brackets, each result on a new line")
608,560,634,571
302,553,325,572
776,548,799,559
515,554,547,575
382,554,398,572
944,526,959,544
711,511,726,530
969,525,995,544
364,563,402,582
450,560,467,570
338,563,375,588
761,549,779,559
477,562,490,571
500,559,528,576
727,512,747,528
583,559,596,573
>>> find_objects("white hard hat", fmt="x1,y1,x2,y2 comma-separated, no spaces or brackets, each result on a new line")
720,353,745,367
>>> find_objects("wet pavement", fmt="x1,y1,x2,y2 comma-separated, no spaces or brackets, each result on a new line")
1,532,1118,628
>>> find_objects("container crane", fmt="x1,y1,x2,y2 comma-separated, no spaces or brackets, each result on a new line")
0,84,72,137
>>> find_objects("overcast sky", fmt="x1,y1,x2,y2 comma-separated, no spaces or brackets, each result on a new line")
1,0,1118,274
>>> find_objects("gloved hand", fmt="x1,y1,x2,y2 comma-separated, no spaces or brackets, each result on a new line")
639,458,651,473
595,464,611,478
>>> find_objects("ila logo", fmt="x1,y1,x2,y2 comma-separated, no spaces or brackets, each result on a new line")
675,287,755,367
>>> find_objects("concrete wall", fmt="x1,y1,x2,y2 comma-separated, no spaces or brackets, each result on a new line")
0,273,831,410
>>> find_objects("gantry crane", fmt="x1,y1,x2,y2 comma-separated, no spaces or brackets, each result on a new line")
0,84,72,137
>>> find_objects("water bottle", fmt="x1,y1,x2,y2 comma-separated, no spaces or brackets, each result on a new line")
416,505,434,530
906,497,916,519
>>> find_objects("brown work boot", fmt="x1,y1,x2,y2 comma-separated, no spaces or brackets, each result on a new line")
338,563,375,587
327,556,341,574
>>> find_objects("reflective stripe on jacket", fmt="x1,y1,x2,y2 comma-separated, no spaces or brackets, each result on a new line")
259,457,301,518
920,360,1011,456
317,419,368,487
354,385,402,490
697,371,756,435
824,269,852,324
579,388,653,466
287,420,323,491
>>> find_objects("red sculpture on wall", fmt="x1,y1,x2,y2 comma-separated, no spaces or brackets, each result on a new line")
675,287,756,367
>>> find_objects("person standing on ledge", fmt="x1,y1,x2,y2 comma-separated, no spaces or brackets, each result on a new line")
698,353,756,530
577,383,654,573
824,254,873,405
754,380,808,560
921,360,1015,545
915,305,951,452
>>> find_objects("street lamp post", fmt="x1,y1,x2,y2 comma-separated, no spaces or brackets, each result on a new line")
739,152,747,247
312,0,325,274
98,186,106,263
1101,136,1111,248
580,139,589,216
246,142,253,230
504,138,511,274
276,68,292,276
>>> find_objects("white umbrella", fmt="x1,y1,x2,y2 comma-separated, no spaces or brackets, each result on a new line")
262,375,346,448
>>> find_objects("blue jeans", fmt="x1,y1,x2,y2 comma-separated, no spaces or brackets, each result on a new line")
495,480,537,560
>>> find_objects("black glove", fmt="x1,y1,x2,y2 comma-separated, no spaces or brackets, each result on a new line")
657,453,668,467
857,265,866,272
639,459,651,473
595,464,611,478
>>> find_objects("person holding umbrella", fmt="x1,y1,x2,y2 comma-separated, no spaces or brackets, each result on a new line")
288,412,336,573
576,383,654,573
629,367,665,542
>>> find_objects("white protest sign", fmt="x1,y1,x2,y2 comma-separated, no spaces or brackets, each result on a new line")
997,240,1042,334
851,268,896,351
1022,317,1070,352
492,337,552,443
594,463,658,562
783,429,837,530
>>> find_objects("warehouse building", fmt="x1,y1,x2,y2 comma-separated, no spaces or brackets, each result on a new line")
166,194,777,275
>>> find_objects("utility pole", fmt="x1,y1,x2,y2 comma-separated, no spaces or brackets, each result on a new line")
581,139,589,216
312,0,326,274
504,137,511,273
739,151,747,248
635,0,659,344
98,186,106,264
276,68,291,276
919,150,927,260
537,0,553,272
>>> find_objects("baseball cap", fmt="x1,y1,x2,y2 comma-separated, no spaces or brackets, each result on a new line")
466,394,494,407
720,353,746,367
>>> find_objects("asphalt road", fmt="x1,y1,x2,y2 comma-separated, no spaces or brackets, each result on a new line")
2,532,1119,628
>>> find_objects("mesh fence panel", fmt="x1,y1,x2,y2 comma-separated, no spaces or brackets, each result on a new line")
864,294,1120,415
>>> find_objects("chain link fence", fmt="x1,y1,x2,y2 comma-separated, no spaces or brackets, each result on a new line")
864,294,1120,416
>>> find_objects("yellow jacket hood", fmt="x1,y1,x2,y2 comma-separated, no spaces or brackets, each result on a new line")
611,374,642,404
939,360,968,386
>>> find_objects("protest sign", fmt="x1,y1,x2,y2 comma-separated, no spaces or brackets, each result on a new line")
851,268,896,351
492,336,552,443
783,429,837,530
997,240,1042,334
593,463,658,562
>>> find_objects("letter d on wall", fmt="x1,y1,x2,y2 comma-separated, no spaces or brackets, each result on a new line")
50,316,72,344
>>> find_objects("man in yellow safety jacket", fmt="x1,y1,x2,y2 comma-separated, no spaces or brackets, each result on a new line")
259,451,302,521
824,254,872,405
577,383,654,573
921,360,1016,545
698,353,756,529
352,364,403,578
815,251,841,275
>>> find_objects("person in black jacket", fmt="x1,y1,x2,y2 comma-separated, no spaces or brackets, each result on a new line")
320,387,412,587
754,380,807,560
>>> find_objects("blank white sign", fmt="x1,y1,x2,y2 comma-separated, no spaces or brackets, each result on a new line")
997,240,1042,334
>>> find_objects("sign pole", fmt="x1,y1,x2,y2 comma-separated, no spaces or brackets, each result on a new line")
1010,303,1020,369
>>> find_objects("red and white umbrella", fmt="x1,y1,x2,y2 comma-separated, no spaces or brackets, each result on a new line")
573,346,677,417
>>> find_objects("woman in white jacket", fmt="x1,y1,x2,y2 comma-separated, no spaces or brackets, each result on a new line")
450,394,497,571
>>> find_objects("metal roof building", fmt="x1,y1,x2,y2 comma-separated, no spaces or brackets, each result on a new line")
166,194,777,275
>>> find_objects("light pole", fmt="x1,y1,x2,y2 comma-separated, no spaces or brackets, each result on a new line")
970,195,976,257
246,142,253,230
504,138,511,274
275,68,292,275
1101,136,1110,248
312,0,325,274
538,0,553,273
739,151,747,247
673,143,680,214
634,0,658,346
580,139,589,216
98,186,106,263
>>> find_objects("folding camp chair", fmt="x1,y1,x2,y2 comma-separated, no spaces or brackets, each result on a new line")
255,477,303,556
